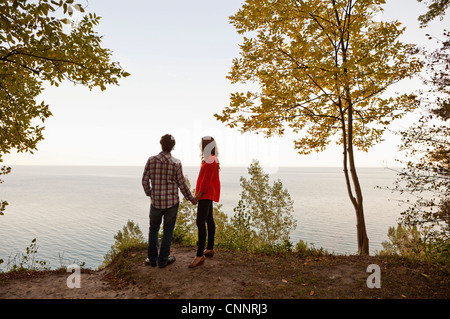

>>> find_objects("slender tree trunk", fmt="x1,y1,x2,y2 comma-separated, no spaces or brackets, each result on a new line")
342,139,370,254
336,2,370,255
347,155,370,255
345,104,370,255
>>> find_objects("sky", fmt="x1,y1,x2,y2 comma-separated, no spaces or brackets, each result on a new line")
4,0,449,168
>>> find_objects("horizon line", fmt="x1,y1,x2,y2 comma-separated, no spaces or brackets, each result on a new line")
5,164,404,168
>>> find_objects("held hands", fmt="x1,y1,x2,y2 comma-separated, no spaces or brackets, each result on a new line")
191,192,203,205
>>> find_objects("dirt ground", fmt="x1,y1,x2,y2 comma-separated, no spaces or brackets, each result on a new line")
0,244,449,299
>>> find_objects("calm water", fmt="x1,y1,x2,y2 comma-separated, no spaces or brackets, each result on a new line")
0,165,407,269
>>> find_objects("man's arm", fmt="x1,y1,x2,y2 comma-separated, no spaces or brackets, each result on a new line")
142,158,152,196
176,163,194,202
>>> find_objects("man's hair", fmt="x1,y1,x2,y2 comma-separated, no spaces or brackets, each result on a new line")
160,134,175,152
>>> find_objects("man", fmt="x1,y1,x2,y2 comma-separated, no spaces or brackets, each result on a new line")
142,134,195,268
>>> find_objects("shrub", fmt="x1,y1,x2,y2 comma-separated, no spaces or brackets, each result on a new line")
102,220,146,268
232,160,297,248
381,224,450,263
173,185,198,246
217,160,298,253
295,240,328,256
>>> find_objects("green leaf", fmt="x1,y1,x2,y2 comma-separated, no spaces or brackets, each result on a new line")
0,0,129,218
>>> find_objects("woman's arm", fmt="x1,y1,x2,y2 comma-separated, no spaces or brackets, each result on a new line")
191,191,203,205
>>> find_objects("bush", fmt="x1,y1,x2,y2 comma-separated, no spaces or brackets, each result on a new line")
216,160,298,254
295,240,328,256
381,224,450,263
231,160,297,249
102,220,146,268
173,185,198,246
219,208,256,252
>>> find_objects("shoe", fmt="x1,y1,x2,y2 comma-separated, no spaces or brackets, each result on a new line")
189,255,205,268
158,256,176,268
204,249,215,257
144,258,157,267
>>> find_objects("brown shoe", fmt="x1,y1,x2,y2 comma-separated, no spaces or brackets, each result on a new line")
188,256,205,268
203,249,215,257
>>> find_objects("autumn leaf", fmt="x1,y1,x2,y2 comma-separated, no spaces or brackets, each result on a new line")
215,0,423,255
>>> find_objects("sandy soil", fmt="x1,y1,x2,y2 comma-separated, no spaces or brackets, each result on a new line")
0,244,449,299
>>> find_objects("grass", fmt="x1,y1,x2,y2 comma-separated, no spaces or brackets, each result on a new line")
0,238,50,273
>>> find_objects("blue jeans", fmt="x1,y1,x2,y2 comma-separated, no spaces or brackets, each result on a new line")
147,202,179,267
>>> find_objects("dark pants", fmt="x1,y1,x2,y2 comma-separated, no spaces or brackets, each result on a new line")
196,199,216,257
148,202,179,267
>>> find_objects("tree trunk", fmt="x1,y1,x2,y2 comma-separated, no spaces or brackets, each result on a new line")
337,11,370,254
343,104,370,255
348,147,370,255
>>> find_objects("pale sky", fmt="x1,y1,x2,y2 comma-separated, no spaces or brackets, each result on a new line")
4,0,449,168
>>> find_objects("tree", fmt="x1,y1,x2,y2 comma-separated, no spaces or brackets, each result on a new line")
232,159,297,247
215,0,423,254
381,3,449,261
390,30,449,246
417,0,450,27
0,0,130,215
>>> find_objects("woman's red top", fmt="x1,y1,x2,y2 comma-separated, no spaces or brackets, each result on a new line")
195,155,220,202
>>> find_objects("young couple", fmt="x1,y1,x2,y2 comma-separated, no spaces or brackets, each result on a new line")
141,134,220,269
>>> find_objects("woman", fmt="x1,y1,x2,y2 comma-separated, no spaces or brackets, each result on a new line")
189,136,221,268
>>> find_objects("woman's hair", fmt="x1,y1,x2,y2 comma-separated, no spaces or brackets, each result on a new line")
200,136,219,165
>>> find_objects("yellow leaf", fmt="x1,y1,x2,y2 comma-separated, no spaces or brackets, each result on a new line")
310,290,314,296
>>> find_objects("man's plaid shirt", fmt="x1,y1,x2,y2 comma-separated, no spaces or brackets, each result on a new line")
142,151,194,209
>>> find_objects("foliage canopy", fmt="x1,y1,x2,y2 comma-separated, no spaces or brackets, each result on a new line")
216,0,422,154
390,31,449,245
232,159,297,248
215,0,423,254
0,0,130,215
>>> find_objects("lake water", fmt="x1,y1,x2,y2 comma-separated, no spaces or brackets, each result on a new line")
0,165,408,270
